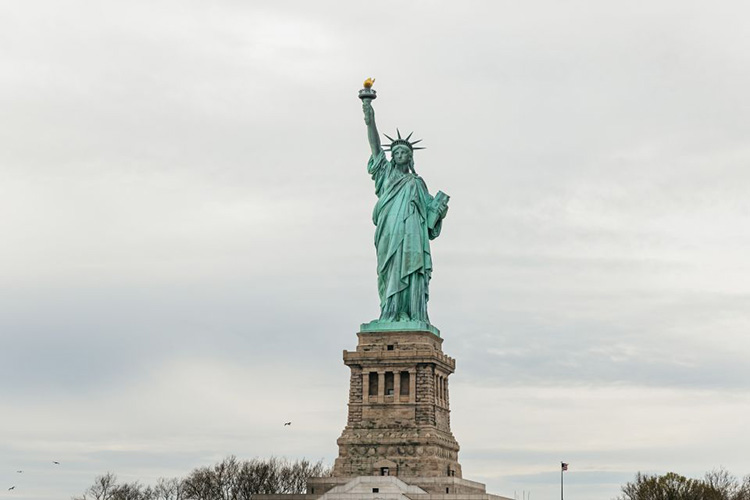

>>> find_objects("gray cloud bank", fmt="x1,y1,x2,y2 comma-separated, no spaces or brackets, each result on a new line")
1,1,749,499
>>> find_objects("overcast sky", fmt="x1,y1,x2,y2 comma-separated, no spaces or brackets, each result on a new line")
2,1,750,499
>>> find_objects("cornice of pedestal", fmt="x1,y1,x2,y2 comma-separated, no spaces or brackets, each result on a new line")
343,349,456,372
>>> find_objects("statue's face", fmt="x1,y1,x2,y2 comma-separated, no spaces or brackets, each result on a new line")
392,147,411,167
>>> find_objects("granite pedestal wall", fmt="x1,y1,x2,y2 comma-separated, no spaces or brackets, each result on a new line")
333,330,462,479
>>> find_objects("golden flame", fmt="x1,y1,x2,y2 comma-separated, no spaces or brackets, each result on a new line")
363,77,375,89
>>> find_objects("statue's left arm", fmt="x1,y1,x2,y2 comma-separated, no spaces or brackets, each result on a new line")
425,187,449,240
428,206,447,240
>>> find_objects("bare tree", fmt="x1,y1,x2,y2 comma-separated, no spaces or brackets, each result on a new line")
110,482,150,500
181,456,330,499
73,472,119,500
618,469,750,500
738,475,750,500
181,467,215,500
76,456,331,500
153,478,184,500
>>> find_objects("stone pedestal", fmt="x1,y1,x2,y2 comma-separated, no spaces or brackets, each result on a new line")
253,328,512,500
333,330,462,479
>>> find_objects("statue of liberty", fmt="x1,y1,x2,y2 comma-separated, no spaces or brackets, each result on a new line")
359,80,449,334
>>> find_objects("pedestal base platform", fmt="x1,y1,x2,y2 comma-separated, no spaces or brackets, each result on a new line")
254,476,512,500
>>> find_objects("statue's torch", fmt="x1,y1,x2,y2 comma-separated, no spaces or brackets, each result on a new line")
358,77,377,103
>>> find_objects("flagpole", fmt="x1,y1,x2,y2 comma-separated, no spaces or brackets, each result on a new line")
561,466,563,500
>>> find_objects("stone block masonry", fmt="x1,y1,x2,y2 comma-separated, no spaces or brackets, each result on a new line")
333,330,462,479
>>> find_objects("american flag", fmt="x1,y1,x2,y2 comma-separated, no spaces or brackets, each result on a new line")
561,462,569,471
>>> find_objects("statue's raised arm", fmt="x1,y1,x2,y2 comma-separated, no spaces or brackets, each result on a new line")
362,100,382,158
359,78,382,158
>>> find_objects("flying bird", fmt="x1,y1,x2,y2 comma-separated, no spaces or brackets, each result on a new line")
284,422,291,426
8,486,15,490
16,470,22,473
53,461,60,465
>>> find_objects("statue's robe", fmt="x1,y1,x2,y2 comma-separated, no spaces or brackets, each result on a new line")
368,150,442,322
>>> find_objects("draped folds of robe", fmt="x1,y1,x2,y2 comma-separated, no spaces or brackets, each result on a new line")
368,150,443,322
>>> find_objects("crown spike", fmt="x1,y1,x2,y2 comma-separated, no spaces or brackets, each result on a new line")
384,129,424,153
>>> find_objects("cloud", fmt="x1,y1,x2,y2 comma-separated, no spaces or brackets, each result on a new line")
1,1,749,499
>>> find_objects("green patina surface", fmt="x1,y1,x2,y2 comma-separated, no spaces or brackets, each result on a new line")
359,82,449,337
360,319,440,337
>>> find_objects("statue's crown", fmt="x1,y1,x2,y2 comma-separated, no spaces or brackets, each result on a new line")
383,129,425,152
